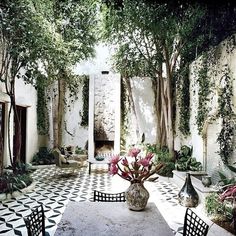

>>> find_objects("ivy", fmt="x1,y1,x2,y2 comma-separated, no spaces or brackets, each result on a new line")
80,75,89,127
36,80,49,136
217,66,235,165
196,54,210,134
120,77,130,149
177,64,190,136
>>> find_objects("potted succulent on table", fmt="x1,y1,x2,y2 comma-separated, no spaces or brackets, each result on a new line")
109,147,164,211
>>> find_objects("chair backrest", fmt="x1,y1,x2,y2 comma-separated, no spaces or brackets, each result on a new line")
183,208,209,236
94,190,126,202
23,204,46,236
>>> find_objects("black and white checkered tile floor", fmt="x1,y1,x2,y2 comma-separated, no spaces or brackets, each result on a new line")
0,164,183,236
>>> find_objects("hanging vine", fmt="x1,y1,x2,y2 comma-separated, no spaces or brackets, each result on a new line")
36,79,49,136
120,77,130,150
177,64,190,136
196,54,211,134
80,75,89,127
217,66,235,165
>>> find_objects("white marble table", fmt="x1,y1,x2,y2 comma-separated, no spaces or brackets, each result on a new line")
54,201,174,236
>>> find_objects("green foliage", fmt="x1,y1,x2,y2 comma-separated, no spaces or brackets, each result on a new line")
205,192,230,219
31,147,55,165
80,75,89,127
0,171,33,194
36,79,49,135
177,65,190,136
145,144,175,177
101,1,205,77
75,146,87,155
196,54,211,134
175,145,202,171
120,78,130,149
216,66,235,165
218,171,236,186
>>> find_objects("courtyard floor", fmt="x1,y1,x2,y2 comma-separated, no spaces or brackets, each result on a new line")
0,164,233,236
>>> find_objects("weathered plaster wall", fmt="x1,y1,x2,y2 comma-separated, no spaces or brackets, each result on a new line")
61,83,88,149
124,77,157,147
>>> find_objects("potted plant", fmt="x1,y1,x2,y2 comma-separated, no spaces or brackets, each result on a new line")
109,147,163,211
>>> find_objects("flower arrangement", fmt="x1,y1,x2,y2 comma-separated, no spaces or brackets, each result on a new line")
109,147,164,183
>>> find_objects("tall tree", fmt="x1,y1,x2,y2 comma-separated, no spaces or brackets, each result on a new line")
47,0,98,148
0,0,56,172
101,0,206,156
0,0,98,172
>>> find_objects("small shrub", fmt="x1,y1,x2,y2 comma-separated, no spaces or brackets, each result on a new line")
205,193,229,219
75,146,87,155
0,172,33,194
146,144,175,177
31,147,55,165
175,145,202,171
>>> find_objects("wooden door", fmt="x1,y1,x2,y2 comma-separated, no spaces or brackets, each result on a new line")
0,102,5,171
13,106,26,163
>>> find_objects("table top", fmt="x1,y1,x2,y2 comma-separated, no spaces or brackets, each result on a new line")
54,201,173,236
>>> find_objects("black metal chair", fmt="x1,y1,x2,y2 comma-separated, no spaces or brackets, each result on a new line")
93,190,126,202
23,204,46,236
183,208,209,236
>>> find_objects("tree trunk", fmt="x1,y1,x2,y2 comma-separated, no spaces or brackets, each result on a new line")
164,43,175,158
58,78,66,147
124,77,141,141
52,81,59,148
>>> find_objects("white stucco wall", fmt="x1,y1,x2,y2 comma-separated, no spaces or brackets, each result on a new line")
0,76,38,166
62,83,88,149
125,77,157,147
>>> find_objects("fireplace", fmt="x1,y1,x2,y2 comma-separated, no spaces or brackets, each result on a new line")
95,140,114,157
88,73,121,161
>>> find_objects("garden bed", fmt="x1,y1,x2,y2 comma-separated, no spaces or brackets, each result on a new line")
213,219,235,235
0,181,35,201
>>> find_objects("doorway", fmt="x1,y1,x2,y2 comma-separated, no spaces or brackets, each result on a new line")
13,106,27,163
0,102,5,170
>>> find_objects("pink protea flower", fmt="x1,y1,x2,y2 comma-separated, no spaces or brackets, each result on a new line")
139,158,150,167
109,164,118,175
128,148,141,158
121,171,130,179
110,155,120,165
145,152,154,161
121,157,129,166
108,146,164,183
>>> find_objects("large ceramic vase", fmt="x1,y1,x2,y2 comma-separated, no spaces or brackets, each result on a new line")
125,182,149,211
178,173,199,207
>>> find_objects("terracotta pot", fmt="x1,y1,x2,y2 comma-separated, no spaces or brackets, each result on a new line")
125,182,149,211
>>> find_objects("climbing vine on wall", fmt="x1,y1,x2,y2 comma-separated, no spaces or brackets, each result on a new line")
120,77,130,149
196,54,211,134
36,81,49,135
80,75,89,127
217,66,235,165
177,64,190,136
